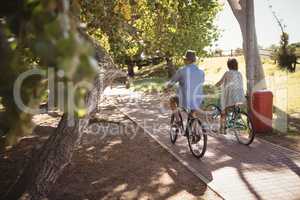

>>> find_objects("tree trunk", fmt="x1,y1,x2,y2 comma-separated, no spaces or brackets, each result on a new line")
166,57,175,78
31,115,83,200
3,30,123,200
227,0,266,93
3,114,83,200
127,61,135,77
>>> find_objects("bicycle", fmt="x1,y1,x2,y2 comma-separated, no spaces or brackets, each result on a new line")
170,107,207,158
205,103,255,145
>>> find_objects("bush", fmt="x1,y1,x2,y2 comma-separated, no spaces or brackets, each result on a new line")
276,33,298,72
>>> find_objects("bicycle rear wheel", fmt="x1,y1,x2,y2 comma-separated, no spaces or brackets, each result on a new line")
170,111,183,144
187,118,207,158
233,111,255,145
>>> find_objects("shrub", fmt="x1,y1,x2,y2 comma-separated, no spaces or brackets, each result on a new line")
276,33,298,72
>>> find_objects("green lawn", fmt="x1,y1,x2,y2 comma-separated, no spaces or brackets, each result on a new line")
200,56,300,114
130,56,300,115
130,77,167,93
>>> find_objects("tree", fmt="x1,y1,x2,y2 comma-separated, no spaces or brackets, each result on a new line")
134,0,221,77
80,0,221,78
268,3,298,72
0,1,220,198
276,33,298,72
80,0,143,77
227,0,266,93
0,0,123,199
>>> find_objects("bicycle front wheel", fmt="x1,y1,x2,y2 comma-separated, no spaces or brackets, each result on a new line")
233,111,255,145
187,119,207,158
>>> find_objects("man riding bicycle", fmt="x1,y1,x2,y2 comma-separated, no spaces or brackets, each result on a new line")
164,50,207,158
165,50,205,114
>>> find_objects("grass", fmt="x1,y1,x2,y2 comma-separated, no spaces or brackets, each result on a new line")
134,63,169,78
131,55,300,145
130,55,300,114
129,63,169,93
200,56,300,114
130,77,167,93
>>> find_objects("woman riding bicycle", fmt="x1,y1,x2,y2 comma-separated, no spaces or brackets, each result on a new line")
215,58,246,133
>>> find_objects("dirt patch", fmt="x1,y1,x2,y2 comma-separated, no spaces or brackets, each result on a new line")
0,108,221,200
50,125,221,200
0,113,60,197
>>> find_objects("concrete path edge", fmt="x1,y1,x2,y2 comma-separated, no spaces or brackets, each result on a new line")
115,106,225,200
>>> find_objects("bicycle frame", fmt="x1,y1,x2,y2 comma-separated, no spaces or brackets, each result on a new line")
226,106,241,129
170,107,207,158
173,107,197,133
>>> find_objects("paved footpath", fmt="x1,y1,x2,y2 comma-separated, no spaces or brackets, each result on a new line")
104,86,300,200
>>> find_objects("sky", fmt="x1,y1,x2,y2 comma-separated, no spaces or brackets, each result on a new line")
214,0,300,50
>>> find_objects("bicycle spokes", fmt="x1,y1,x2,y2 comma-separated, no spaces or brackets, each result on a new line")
235,114,248,131
170,112,184,144
170,110,208,158
233,112,255,145
187,119,207,158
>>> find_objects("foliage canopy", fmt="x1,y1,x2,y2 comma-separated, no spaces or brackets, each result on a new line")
0,0,222,145
0,0,97,145
80,0,221,62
